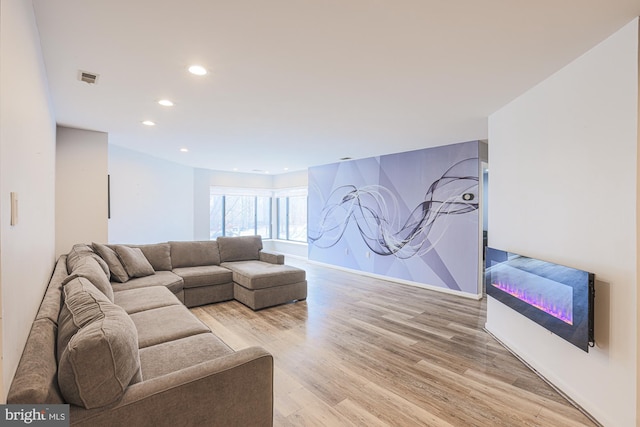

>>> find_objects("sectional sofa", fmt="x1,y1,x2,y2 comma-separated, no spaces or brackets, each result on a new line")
7,236,307,426
99,235,307,310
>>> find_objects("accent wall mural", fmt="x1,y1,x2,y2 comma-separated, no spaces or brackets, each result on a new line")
308,140,481,295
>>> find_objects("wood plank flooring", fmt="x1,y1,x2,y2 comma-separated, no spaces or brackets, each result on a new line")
192,258,597,427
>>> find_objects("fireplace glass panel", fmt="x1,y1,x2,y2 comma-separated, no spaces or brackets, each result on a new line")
485,247,594,352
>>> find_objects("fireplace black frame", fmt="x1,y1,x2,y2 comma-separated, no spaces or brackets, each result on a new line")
485,247,595,352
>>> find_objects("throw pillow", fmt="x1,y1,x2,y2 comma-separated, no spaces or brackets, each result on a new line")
92,242,129,283
63,256,114,302
57,277,141,409
128,243,172,271
113,245,155,278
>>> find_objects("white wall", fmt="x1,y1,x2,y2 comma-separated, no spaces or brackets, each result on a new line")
264,239,308,258
108,145,194,244
487,19,638,427
272,170,307,189
0,0,57,401
56,126,108,255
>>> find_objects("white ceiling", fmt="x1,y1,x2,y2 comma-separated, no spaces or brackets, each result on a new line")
32,0,640,174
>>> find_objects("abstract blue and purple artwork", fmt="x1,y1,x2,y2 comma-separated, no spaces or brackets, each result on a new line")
308,141,481,295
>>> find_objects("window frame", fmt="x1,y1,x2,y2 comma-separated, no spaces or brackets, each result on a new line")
275,188,307,243
209,187,273,239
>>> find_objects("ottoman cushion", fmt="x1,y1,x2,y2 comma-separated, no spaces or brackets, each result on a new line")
221,261,305,290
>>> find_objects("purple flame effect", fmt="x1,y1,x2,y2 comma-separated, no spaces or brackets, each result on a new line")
491,281,573,325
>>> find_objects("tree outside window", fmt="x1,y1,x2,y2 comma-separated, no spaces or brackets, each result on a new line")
276,192,307,243
209,189,272,239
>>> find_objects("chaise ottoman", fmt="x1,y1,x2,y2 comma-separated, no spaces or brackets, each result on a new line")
223,261,307,310
217,236,307,310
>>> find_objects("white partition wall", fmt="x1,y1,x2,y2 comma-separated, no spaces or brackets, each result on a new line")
56,126,108,255
487,19,639,426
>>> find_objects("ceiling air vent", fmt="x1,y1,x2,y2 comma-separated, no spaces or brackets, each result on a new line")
78,70,99,84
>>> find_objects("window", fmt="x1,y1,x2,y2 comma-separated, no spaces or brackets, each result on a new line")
209,188,272,239
210,194,224,238
276,188,307,243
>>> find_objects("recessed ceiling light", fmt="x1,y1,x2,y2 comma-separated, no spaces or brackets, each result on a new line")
188,65,207,76
158,99,174,107
142,120,156,126
283,167,289,171
180,148,188,152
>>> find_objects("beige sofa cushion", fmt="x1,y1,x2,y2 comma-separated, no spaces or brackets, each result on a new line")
139,333,233,380
114,286,181,315
110,271,184,296
221,260,306,290
67,243,110,278
113,245,155,278
128,243,172,271
170,241,220,267
63,255,114,302
93,242,129,283
129,305,210,348
172,265,233,289
57,277,141,409
217,235,263,262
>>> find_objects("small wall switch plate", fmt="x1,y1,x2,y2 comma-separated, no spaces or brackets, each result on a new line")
10,192,18,226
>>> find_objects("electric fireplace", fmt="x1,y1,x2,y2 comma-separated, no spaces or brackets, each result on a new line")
485,247,595,352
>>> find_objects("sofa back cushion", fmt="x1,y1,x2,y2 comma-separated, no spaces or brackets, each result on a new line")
92,242,129,283
67,243,110,279
217,236,263,262
113,245,155,278
64,255,114,302
57,277,141,409
128,243,172,271
170,241,221,268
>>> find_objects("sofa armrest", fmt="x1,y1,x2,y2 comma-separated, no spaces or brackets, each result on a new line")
69,347,273,427
259,251,284,265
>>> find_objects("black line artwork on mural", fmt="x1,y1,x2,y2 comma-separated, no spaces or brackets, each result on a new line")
308,158,479,259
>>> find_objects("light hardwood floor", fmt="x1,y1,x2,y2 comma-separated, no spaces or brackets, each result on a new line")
192,258,597,427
